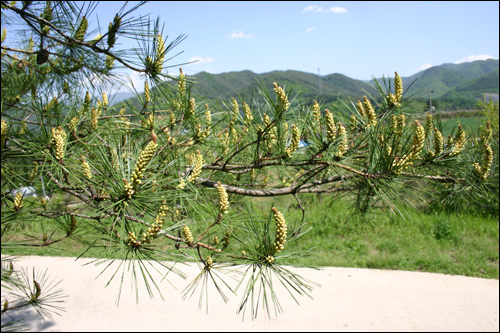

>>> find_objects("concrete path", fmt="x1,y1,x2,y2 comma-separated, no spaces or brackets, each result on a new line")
1,256,498,332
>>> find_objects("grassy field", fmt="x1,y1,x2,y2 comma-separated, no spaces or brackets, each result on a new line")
414,109,487,138
439,116,487,137
268,195,499,279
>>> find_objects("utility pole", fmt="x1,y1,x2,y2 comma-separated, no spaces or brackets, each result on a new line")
318,68,322,95
428,85,434,113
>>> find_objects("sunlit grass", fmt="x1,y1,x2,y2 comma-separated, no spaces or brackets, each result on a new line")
239,194,499,279
439,116,486,137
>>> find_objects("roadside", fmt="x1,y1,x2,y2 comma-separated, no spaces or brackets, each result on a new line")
2,255,498,332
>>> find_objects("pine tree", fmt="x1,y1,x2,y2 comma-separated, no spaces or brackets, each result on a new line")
1,1,497,326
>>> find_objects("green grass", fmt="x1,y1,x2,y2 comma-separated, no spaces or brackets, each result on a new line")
240,194,499,279
439,116,486,137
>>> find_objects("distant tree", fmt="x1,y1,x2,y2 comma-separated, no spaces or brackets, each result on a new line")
1,1,497,328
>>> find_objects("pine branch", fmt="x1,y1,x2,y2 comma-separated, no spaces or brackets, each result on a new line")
3,2,145,73
198,173,353,197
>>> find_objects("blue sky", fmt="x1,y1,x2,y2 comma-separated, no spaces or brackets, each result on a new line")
5,0,493,91
91,1,499,82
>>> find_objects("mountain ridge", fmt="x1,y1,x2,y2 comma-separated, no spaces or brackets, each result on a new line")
114,59,499,108
397,59,499,98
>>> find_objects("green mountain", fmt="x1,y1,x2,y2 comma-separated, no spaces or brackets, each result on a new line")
186,70,373,103
438,70,499,104
186,59,499,104
454,70,499,93
119,59,498,110
400,59,499,98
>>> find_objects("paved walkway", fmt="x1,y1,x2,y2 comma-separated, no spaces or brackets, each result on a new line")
1,256,498,332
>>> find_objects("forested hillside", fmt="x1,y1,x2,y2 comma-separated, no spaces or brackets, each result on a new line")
119,59,498,110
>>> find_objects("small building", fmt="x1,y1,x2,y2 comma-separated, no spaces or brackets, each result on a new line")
482,93,499,103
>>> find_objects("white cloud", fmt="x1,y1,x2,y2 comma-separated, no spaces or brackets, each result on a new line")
81,71,144,93
306,27,315,33
165,70,180,80
188,56,215,65
454,54,494,64
303,5,347,13
230,30,254,39
120,71,146,92
418,63,433,71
